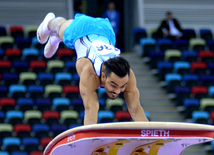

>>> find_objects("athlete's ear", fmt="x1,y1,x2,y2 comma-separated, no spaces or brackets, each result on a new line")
101,72,106,81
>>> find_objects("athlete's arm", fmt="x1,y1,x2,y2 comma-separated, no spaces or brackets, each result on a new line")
79,68,100,125
124,69,149,122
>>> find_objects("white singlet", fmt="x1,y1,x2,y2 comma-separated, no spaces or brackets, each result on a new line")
74,34,121,76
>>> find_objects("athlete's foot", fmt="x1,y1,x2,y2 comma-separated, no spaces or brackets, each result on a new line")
37,12,55,44
44,32,61,58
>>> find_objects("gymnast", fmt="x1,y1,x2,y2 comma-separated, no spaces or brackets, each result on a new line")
37,12,149,125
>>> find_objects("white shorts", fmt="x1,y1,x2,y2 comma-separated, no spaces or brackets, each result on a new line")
74,34,112,60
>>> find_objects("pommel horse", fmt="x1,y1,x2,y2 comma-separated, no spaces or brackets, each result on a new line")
43,122,214,155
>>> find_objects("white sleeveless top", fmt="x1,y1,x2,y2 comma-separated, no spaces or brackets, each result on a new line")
74,34,121,76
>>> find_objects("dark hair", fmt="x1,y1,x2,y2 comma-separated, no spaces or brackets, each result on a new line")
103,57,130,78
166,11,172,15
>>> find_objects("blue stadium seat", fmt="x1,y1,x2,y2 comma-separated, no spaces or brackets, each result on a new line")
173,61,190,75
133,27,147,44
11,151,28,155
139,38,156,57
174,86,191,106
144,111,151,121
9,84,27,99
173,39,189,51
183,74,199,88
22,137,39,153
13,61,29,74
0,85,8,98
31,37,39,47
99,98,106,110
207,40,214,52
79,111,85,122
98,88,107,99
0,151,9,155
72,73,80,85
183,99,200,119
208,62,214,75
17,98,34,112
35,98,52,112
157,62,173,81
52,98,71,112
51,124,67,137
32,37,45,52
182,29,196,40
208,86,214,98
71,98,84,112
182,51,198,63
6,110,23,125
65,61,77,74
211,140,214,153
200,29,213,41
55,72,72,86
28,85,44,99
69,124,82,129
0,111,5,123
157,38,173,52
98,111,114,123
0,26,7,36
192,111,210,124
38,73,54,86
2,137,21,153
22,48,39,62
2,73,19,86
0,48,4,59
200,75,214,87
15,38,31,50
165,73,182,93
149,51,164,69
32,124,50,139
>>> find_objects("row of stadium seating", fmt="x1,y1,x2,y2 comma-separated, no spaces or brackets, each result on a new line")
133,27,214,44
134,27,214,153
0,24,151,155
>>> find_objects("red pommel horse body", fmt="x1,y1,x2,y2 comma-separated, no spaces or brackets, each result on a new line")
43,122,214,155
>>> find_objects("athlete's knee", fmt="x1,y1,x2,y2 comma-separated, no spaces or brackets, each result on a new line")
48,17,66,34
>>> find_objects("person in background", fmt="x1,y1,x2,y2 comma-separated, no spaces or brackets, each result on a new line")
156,11,183,40
74,1,82,17
102,2,120,38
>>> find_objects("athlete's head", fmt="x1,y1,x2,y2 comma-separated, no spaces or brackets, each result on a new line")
166,11,172,20
102,57,130,99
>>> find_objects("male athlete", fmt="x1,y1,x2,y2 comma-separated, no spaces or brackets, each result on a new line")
37,12,148,125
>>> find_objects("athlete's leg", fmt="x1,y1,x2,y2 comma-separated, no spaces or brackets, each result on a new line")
37,12,73,58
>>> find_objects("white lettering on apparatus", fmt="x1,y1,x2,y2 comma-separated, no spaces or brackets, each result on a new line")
141,130,170,137
67,135,75,142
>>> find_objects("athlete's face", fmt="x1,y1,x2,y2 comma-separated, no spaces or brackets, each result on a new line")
102,72,129,99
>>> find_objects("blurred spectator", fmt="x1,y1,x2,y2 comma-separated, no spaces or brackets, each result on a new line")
102,2,120,36
156,11,183,40
74,1,82,16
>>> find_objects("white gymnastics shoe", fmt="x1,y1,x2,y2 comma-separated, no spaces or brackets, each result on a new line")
37,12,55,44
44,32,61,58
